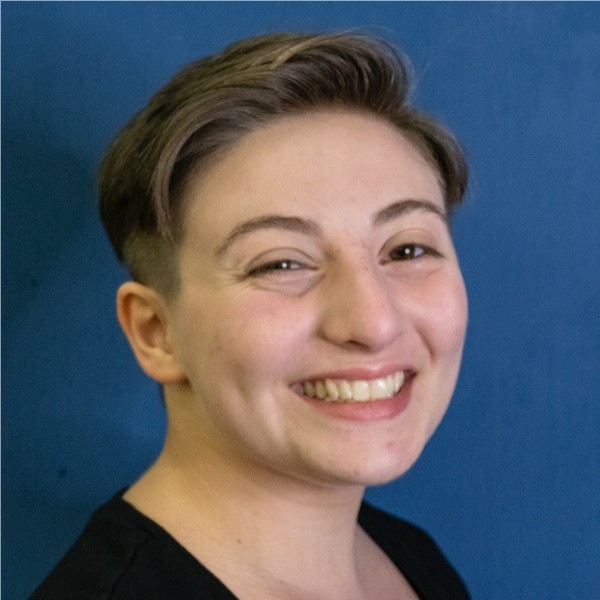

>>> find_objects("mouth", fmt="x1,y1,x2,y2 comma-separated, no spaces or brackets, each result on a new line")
298,370,407,403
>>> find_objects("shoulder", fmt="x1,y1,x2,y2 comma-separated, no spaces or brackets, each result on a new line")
358,502,470,600
29,493,236,600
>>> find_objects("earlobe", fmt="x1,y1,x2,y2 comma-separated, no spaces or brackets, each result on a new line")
116,282,186,384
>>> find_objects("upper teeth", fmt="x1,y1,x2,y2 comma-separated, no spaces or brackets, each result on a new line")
302,371,405,403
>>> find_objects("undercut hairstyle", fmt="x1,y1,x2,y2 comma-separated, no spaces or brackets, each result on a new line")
99,31,468,296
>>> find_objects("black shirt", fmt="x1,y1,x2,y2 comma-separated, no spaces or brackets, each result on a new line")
31,493,469,599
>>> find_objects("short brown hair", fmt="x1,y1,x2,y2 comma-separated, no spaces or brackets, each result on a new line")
99,32,468,295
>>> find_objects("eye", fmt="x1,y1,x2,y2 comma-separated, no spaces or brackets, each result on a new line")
247,259,305,277
389,244,441,261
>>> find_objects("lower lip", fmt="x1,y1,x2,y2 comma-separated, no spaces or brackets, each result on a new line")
299,377,412,422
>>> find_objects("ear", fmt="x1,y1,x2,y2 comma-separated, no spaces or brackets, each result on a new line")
116,281,186,384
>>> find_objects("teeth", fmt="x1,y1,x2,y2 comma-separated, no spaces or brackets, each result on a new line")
325,379,339,400
315,381,327,400
394,371,403,391
370,378,388,399
338,380,353,400
352,381,370,401
302,371,405,403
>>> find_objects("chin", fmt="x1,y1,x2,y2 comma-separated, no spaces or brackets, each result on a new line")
362,454,423,487
321,438,427,488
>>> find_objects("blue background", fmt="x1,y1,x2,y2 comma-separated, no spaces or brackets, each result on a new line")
3,3,599,599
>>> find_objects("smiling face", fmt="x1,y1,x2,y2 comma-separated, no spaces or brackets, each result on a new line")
161,110,468,488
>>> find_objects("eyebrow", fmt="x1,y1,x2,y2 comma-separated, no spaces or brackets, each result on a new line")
215,198,447,257
373,199,448,227
215,215,322,257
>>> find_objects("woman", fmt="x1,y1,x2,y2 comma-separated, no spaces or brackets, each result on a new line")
32,32,470,599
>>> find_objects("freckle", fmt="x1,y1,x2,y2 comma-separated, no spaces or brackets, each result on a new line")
236,538,242,545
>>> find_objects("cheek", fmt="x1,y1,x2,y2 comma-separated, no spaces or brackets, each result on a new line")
415,271,468,358
203,293,311,376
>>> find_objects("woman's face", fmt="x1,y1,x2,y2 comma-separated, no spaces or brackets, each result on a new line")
165,111,468,488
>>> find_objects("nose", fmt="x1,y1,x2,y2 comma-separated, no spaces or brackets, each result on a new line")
317,259,404,352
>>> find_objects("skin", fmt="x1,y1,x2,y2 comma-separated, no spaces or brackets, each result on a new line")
117,110,468,599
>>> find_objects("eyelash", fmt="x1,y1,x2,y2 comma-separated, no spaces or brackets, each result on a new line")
247,244,440,277
389,243,442,261
247,259,305,277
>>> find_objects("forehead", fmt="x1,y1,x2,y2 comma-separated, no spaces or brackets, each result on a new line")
181,110,444,238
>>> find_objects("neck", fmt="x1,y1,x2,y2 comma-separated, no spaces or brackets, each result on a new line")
125,426,371,598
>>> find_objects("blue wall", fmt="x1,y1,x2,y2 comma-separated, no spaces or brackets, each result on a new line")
3,3,599,599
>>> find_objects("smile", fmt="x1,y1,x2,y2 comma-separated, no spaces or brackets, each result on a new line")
301,371,406,403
